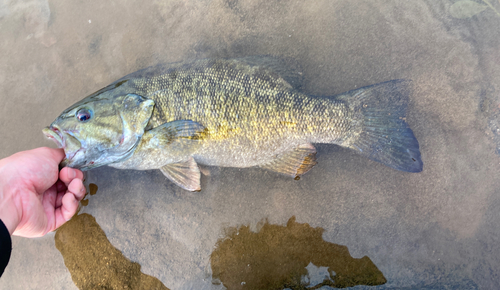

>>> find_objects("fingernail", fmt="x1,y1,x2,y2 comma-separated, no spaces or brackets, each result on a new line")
70,169,76,179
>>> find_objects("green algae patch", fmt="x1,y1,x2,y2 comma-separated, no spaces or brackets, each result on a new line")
211,216,386,289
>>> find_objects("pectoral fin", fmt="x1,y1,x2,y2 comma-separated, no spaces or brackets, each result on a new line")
111,120,206,170
136,119,205,161
160,157,201,191
260,143,317,178
145,120,205,145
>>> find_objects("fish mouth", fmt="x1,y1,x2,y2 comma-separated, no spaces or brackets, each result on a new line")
43,126,83,166
43,126,65,148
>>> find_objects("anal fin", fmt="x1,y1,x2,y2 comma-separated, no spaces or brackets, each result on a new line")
260,143,317,178
160,157,201,191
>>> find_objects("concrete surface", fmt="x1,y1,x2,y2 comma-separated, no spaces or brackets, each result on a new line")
1,0,500,289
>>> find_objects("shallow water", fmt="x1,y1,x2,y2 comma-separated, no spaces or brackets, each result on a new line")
1,0,500,289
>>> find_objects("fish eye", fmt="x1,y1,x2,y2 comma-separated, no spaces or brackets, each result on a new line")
76,108,92,122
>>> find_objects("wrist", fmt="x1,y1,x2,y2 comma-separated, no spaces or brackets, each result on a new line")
0,189,21,236
0,159,22,235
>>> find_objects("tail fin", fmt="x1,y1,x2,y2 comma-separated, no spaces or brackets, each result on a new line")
337,79,423,172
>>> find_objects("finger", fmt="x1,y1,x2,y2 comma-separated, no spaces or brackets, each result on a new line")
42,184,58,208
54,192,79,228
67,178,86,201
45,147,65,163
55,180,67,208
42,185,58,234
55,179,83,214
56,180,66,192
59,167,84,186
17,148,64,194
55,191,64,208
32,147,65,164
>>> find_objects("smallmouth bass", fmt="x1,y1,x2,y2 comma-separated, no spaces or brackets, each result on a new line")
43,56,422,191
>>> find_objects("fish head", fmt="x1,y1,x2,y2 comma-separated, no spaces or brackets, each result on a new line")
43,93,155,171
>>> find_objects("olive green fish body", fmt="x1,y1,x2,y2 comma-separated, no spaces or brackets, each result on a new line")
44,57,422,191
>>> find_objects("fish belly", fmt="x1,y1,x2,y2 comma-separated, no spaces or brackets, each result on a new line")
192,136,307,168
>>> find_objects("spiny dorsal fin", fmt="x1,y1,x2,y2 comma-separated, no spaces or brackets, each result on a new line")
160,157,201,191
260,143,317,178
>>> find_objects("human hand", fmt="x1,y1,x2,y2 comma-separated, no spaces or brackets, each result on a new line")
0,147,85,237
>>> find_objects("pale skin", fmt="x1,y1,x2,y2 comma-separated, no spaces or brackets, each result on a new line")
0,147,85,237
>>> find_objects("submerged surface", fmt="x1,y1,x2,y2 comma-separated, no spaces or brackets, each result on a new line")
1,0,500,289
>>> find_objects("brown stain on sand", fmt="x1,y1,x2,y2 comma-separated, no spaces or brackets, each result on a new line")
55,213,170,290
80,183,98,207
211,216,386,289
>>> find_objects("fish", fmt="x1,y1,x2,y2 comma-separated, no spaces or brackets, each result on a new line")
43,56,423,191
